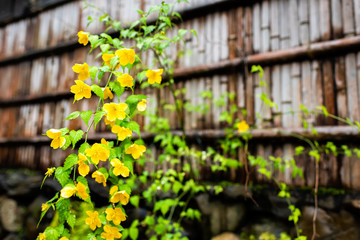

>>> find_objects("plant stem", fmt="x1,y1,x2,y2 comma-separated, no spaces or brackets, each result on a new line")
84,72,113,143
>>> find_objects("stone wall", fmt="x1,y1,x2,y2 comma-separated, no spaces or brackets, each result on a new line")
1,169,360,240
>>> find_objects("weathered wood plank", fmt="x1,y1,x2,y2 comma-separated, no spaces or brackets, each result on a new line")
319,0,331,41
252,3,261,53
322,60,336,125
261,0,270,52
299,0,310,45
261,67,272,122
334,56,348,122
310,0,321,42
281,64,292,128
345,53,360,121
271,65,282,127
301,61,312,124
270,0,280,50
212,75,221,129
205,13,213,64
291,62,302,127
280,0,290,49
245,7,253,54
342,0,355,36
236,7,244,57
220,11,229,60
246,71,255,124
355,0,360,35
289,0,299,48
331,0,343,38
312,61,324,125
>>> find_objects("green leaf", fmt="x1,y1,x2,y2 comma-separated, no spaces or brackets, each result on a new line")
55,167,71,187
56,199,70,223
61,135,71,150
178,29,187,37
126,121,140,136
64,111,80,121
295,146,305,155
129,227,139,240
91,84,104,99
190,29,198,37
144,25,156,36
67,214,76,229
94,110,106,129
100,43,110,52
251,65,264,78
172,181,182,195
130,195,140,208
44,227,60,240
126,94,147,105
79,142,91,154
80,110,93,127
137,71,147,83
97,70,105,82
316,105,329,117
89,66,98,81
69,130,84,149
63,154,78,170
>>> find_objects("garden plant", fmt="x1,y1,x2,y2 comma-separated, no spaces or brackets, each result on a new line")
38,1,360,240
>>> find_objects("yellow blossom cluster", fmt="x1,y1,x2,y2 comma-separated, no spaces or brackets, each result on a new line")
41,31,152,240
60,181,89,200
46,129,66,149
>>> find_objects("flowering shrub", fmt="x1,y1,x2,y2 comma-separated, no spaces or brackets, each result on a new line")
38,1,360,240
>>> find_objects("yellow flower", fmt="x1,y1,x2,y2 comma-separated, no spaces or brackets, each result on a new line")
111,125,132,141
101,138,109,146
110,158,130,177
41,203,49,212
237,120,249,133
78,31,89,46
60,185,76,198
110,185,118,195
126,143,146,159
137,99,147,111
103,87,114,100
72,62,90,81
59,237,69,240
110,190,130,205
85,211,101,231
70,80,92,101
101,224,122,240
115,48,135,66
85,143,110,164
45,167,55,176
92,170,107,187
38,233,46,240
117,73,134,88
77,153,89,177
76,182,89,200
102,53,119,70
104,115,116,126
146,69,163,84
103,103,128,122
106,207,126,225
46,129,66,149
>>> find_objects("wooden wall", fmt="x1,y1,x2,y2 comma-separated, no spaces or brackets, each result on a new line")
1,0,360,189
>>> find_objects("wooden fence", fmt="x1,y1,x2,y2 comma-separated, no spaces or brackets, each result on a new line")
0,0,360,189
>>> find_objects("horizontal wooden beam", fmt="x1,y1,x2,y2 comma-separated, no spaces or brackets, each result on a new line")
0,0,76,27
173,35,360,79
0,126,358,146
0,91,71,107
